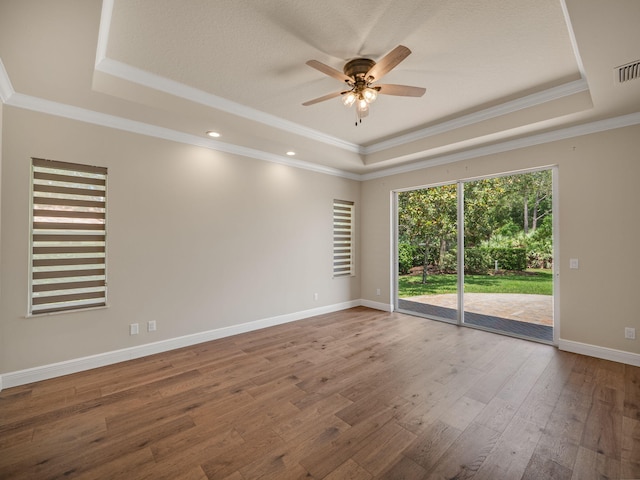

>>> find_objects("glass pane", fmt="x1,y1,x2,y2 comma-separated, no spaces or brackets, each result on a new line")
462,171,554,342
397,184,458,322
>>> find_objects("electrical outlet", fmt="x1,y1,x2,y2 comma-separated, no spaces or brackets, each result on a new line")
625,327,636,340
314,293,318,301
129,323,139,335
376,288,381,296
569,258,579,269
148,320,157,332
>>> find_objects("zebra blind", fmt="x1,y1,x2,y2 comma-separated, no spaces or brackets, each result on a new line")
30,158,108,314
333,199,354,277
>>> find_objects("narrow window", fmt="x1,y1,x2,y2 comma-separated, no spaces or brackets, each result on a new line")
333,199,354,277
30,158,108,314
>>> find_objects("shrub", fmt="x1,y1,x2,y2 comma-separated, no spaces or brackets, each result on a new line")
490,247,527,271
440,250,458,273
464,247,527,272
464,247,491,273
398,243,421,274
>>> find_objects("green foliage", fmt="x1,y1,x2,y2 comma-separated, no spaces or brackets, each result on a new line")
440,250,457,273
398,185,457,270
398,170,553,272
463,247,527,273
494,220,521,238
464,247,491,274
490,247,527,271
398,242,421,274
527,215,553,268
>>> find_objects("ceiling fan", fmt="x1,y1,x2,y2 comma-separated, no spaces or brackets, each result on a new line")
302,45,426,125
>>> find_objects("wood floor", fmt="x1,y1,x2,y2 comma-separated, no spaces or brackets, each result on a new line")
1,307,639,479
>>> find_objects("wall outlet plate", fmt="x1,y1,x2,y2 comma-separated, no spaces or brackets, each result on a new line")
148,320,157,332
129,323,139,335
625,327,636,339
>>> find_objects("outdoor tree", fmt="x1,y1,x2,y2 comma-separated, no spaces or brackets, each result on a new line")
398,170,553,274
398,184,457,275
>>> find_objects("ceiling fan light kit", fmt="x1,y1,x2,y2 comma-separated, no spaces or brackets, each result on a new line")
303,45,426,126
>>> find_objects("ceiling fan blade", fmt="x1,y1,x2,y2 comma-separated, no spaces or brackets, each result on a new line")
305,60,352,83
366,45,412,82
377,84,426,97
302,90,344,106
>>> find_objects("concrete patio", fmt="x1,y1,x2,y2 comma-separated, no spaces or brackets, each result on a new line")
398,293,554,342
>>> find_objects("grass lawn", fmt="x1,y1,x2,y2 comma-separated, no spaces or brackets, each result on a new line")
398,269,553,297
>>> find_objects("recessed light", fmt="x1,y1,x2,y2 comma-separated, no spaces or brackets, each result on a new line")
206,131,221,138
286,151,296,156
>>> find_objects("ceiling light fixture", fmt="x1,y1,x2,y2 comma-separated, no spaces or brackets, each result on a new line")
340,64,381,125
341,85,378,123
303,46,426,126
286,151,296,156
206,131,220,138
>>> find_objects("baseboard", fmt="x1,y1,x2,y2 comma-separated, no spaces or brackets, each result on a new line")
1,299,379,390
559,339,640,367
359,299,394,312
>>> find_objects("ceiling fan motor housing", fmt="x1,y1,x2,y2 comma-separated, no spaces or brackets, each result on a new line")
343,58,376,81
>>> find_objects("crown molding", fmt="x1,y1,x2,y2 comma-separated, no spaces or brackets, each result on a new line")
4,92,361,181
93,0,593,162
560,0,587,79
95,0,114,67
363,78,589,154
361,111,640,180
94,0,361,155
95,57,363,155
3,84,639,184
3,53,638,184
94,55,589,160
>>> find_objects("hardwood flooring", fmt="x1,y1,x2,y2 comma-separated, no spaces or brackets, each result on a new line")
1,307,639,479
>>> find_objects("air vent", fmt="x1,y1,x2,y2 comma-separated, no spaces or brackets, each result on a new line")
615,60,640,83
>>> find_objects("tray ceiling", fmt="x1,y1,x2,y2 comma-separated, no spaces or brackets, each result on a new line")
1,0,639,176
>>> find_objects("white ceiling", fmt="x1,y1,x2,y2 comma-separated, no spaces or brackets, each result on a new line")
1,0,639,177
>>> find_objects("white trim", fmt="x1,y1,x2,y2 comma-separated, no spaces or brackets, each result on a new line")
360,299,393,312
552,167,560,346
363,79,589,154
3,300,637,391
361,112,640,180
3,90,640,184
0,300,369,390
91,0,589,160
94,57,588,158
92,0,360,154
93,0,359,154
2,55,640,183
0,58,15,102
560,0,588,80
95,0,114,67
4,93,360,181
559,339,640,367
95,58,362,155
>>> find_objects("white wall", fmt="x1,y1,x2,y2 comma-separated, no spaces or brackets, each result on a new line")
361,124,640,358
0,106,360,374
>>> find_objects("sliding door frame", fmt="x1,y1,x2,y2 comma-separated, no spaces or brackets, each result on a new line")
393,166,559,346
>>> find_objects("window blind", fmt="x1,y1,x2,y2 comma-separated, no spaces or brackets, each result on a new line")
30,158,108,314
333,199,354,277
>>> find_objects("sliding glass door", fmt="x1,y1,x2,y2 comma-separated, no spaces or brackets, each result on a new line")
395,169,555,344
396,184,459,323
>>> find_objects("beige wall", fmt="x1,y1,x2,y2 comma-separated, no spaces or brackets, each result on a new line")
0,107,360,373
361,124,640,355
1,104,639,377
